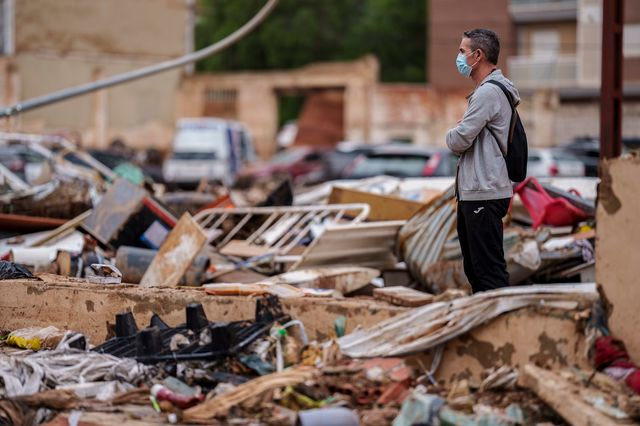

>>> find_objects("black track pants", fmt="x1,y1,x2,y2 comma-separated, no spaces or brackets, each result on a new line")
456,198,510,293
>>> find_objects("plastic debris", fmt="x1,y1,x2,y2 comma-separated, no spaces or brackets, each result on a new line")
0,260,33,280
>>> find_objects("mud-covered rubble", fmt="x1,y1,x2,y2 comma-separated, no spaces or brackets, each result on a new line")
1,133,625,425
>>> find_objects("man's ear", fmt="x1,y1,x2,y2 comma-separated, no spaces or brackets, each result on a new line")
474,49,483,62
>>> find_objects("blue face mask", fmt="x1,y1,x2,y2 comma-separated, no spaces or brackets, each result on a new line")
456,52,476,78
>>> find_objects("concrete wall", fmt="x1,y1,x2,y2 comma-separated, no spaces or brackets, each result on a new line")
176,55,640,157
2,0,189,149
510,90,640,147
14,0,187,58
178,65,471,154
370,85,640,149
596,153,640,363
369,84,467,147
0,278,590,384
177,56,379,158
10,55,180,149
547,98,640,145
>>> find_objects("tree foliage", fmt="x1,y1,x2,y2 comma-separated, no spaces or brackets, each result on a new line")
194,0,426,82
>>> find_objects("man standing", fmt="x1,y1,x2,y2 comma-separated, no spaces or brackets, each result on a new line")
446,29,519,293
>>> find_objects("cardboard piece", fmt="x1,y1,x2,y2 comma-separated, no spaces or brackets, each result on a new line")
328,187,431,221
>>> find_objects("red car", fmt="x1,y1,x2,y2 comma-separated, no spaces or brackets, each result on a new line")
237,146,328,184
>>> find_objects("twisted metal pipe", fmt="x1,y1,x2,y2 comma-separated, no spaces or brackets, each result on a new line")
0,0,279,117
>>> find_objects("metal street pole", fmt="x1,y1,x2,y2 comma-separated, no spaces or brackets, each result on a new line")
600,0,624,160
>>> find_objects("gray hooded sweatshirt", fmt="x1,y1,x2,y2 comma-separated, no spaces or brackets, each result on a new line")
446,69,519,201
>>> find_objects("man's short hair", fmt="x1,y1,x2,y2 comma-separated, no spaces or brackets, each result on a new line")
463,29,500,65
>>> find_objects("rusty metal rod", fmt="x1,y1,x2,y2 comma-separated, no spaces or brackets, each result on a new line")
0,0,279,118
600,0,624,160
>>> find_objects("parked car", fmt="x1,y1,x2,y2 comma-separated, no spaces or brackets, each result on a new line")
163,118,255,187
560,137,600,177
561,136,640,177
324,142,378,180
238,146,328,185
340,145,437,179
421,149,459,177
527,148,585,177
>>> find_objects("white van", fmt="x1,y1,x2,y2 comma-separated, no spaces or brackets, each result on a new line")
162,118,255,186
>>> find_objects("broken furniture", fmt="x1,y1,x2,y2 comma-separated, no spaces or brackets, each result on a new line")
193,203,370,266
515,177,593,229
1,178,93,221
0,213,67,232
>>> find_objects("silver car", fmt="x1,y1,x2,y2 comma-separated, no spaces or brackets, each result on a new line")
527,148,585,177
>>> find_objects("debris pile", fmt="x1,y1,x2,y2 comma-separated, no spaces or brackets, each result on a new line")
1,131,635,425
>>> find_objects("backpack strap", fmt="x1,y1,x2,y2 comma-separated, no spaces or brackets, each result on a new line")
483,79,517,157
485,80,516,109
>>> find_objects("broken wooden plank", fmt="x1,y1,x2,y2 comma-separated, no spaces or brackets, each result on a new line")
520,364,631,426
328,186,429,221
183,367,318,422
373,286,435,307
267,266,379,294
202,282,306,298
29,210,92,247
140,213,207,288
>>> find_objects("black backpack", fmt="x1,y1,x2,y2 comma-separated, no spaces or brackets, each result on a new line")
485,80,528,182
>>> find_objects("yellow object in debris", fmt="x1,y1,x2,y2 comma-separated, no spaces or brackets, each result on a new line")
279,385,325,410
6,326,64,350
7,334,42,350
579,225,593,234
